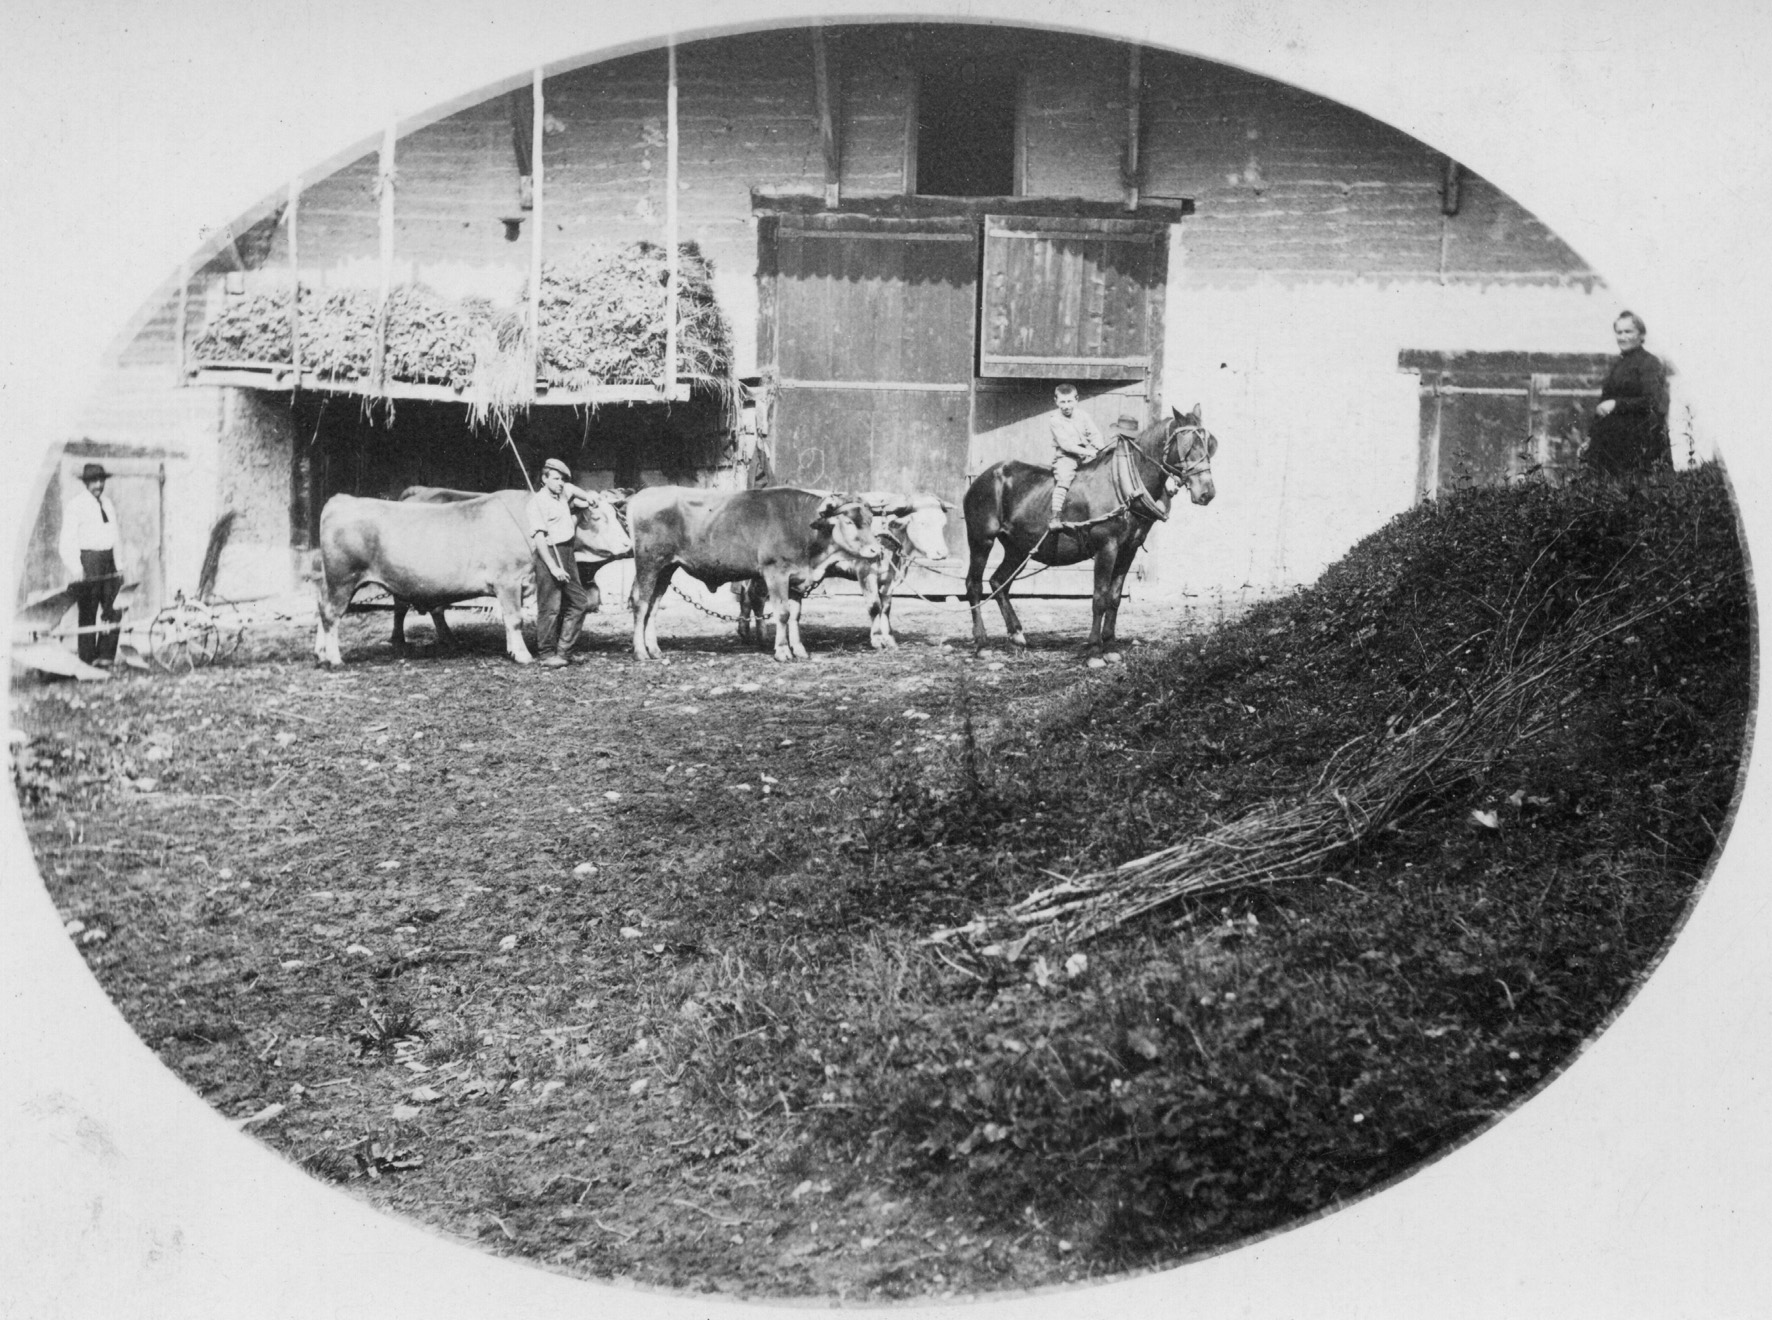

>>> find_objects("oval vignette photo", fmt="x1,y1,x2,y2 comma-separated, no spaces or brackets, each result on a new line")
4,16,1753,1305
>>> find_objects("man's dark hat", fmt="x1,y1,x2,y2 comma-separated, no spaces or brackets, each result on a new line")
79,462,111,483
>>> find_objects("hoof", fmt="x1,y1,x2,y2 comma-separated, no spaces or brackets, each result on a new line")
1010,632,1028,648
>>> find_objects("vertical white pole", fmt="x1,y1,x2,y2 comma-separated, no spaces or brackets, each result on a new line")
287,176,302,380
529,66,545,393
664,38,679,397
374,121,396,389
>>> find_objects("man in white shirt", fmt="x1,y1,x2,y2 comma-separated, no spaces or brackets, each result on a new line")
525,458,591,668
58,462,126,666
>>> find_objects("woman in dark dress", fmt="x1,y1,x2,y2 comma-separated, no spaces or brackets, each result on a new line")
1585,310,1671,476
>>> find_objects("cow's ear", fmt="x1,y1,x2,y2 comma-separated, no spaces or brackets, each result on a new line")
815,494,845,520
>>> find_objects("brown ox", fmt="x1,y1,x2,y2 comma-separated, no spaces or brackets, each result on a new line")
733,491,953,651
314,489,630,667
627,486,883,662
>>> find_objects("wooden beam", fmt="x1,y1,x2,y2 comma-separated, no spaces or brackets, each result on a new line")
286,176,302,378
174,260,188,385
187,364,692,405
528,67,545,392
372,121,396,389
1123,46,1142,211
811,27,840,208
663,40,679,395
902,62,918,196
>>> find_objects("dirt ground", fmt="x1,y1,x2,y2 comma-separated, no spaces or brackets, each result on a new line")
11,587,1207,1301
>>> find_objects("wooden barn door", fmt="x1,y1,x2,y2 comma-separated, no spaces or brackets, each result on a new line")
1402,352,1612,500
761,215,977,544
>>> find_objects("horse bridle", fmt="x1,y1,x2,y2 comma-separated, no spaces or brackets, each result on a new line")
1123,418,1214,485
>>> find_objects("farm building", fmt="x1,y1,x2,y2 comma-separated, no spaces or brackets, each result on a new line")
16,20,1695,616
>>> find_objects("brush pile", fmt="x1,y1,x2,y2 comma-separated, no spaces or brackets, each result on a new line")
188,241,732,405
922,467,1749,952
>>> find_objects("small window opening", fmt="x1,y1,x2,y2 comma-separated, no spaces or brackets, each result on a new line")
916,61,1018,197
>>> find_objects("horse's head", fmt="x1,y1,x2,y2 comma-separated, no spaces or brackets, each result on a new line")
1163,404,1219,506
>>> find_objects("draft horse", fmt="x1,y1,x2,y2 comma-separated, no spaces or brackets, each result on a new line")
963,404,1219,654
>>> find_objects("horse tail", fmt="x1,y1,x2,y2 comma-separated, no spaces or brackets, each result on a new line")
962,464,1010,548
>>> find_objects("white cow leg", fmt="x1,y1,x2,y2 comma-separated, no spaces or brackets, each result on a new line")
787,595,809,660
499,587,533,664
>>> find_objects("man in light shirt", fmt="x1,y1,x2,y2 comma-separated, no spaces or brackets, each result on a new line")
525,458,591,668
58,462,126,667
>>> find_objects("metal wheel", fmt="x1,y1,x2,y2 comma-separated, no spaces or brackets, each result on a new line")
207,599,247,662
148,601,220,674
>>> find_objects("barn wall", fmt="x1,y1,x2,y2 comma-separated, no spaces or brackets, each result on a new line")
214,392,301,600
53,22,1679,614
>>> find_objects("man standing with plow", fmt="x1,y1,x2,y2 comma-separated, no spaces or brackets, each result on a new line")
58,462,127,669
526,458,591,668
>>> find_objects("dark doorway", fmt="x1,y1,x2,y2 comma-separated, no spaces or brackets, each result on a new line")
916,63,1018,197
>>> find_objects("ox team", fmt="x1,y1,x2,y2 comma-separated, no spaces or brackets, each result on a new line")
312,386,1219,666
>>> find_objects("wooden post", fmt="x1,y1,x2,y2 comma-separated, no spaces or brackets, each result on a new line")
287,176,302,380
174,260,188,385
811,27,840,208
1123,46,1142,211
529,67,545,392
373,121,396,389
663,39,679,396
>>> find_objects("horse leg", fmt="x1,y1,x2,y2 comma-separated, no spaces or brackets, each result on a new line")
1082,544,1119,656
1100,540,1141,648
992,555,1027,647
965,525,996,651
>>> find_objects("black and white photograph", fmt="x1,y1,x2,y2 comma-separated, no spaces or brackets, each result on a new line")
3,2,1769,1316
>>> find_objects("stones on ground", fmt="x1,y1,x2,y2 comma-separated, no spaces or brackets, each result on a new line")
1087,657,1107,669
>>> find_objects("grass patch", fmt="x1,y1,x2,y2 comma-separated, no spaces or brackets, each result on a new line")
12,467,1748,1296
789,466,1751,1269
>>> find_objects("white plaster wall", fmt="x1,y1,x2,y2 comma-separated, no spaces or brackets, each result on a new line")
1143,258,1649,602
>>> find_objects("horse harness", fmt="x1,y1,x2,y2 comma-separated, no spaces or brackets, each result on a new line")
1050,420,1212,534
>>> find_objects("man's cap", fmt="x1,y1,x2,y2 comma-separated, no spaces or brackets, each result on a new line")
79,462,111,483
1111,414,1144,436
542,458,572,479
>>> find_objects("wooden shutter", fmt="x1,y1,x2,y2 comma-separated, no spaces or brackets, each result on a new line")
979,214,1169,380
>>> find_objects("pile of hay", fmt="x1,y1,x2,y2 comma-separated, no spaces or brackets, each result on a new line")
191,286,485,388
535,241,732,394
189,241,732,406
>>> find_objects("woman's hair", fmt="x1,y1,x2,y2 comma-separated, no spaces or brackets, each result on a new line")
1615,310,1647,336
